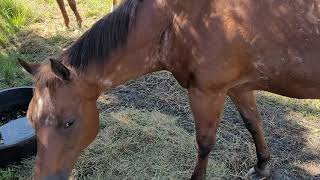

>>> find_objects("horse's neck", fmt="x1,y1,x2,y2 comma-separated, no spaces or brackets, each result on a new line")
90,0,203,92
99,51,163,90
92,1,172,91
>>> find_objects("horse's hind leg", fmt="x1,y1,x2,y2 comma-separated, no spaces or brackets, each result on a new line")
67,0,82,27
56,0,69,28
188,87,226,180
228,89,271,179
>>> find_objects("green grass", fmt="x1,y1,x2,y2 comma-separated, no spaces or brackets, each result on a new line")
0,51,32,88
0,0,112,88
260,92,320,121
0,0,35,47
80,0,113,18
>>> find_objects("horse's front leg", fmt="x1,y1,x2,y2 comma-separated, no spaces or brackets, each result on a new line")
188,87,226,180
228,89,271,179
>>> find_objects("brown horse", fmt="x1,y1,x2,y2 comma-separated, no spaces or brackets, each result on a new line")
56,0,82,28
18,0,320,179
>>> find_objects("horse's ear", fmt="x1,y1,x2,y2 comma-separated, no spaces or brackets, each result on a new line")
18,58,40,76
49,58,70,81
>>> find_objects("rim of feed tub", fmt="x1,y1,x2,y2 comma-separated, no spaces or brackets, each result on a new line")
0,86,36,167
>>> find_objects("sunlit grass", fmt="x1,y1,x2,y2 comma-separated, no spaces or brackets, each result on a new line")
0,0,36,47
0,51,32,88
0,0,111,88
80,0,113,18
260,92,320,121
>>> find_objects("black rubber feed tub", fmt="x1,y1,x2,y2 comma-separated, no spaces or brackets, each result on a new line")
0,87,36,167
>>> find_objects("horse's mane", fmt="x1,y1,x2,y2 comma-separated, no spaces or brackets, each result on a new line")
34,0,140,90
62,0,140,70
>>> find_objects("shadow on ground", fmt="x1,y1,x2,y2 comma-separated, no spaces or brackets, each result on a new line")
98,71,320,179
15,30,74,62
0,30,74,88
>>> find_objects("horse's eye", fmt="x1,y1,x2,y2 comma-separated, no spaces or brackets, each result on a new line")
64,120,75,129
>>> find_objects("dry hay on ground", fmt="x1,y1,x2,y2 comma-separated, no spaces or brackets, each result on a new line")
8,109,231,179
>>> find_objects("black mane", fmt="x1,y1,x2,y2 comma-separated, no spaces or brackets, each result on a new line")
63,0,140,70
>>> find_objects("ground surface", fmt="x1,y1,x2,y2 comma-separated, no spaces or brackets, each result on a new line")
0,0,319,179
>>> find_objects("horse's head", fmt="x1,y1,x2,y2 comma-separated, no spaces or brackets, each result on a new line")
18,58,100,179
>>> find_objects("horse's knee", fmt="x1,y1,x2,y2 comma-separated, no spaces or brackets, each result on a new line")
196,135,215,158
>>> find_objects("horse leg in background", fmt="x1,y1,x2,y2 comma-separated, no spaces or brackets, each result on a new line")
228,90,271,179
67,0,82,27
56,0,69,28
188,87,226,180
111,0,117,11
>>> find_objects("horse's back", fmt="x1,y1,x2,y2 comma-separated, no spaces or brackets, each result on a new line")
174,0,320,98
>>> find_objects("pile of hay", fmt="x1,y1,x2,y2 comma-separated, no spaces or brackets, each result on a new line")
73,109,229,179
7,109,230,179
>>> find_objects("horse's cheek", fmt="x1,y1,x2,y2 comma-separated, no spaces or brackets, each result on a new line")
78,102,99,149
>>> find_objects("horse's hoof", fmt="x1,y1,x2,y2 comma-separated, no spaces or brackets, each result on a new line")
246,167,270,180
64,19,70,29
77,19,82,28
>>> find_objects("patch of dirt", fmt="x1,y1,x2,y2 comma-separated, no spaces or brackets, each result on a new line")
99,71,193,132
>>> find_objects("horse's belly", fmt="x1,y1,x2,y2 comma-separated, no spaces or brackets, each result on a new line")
245,32,320,99
256,63,320,99
264,83,320,99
